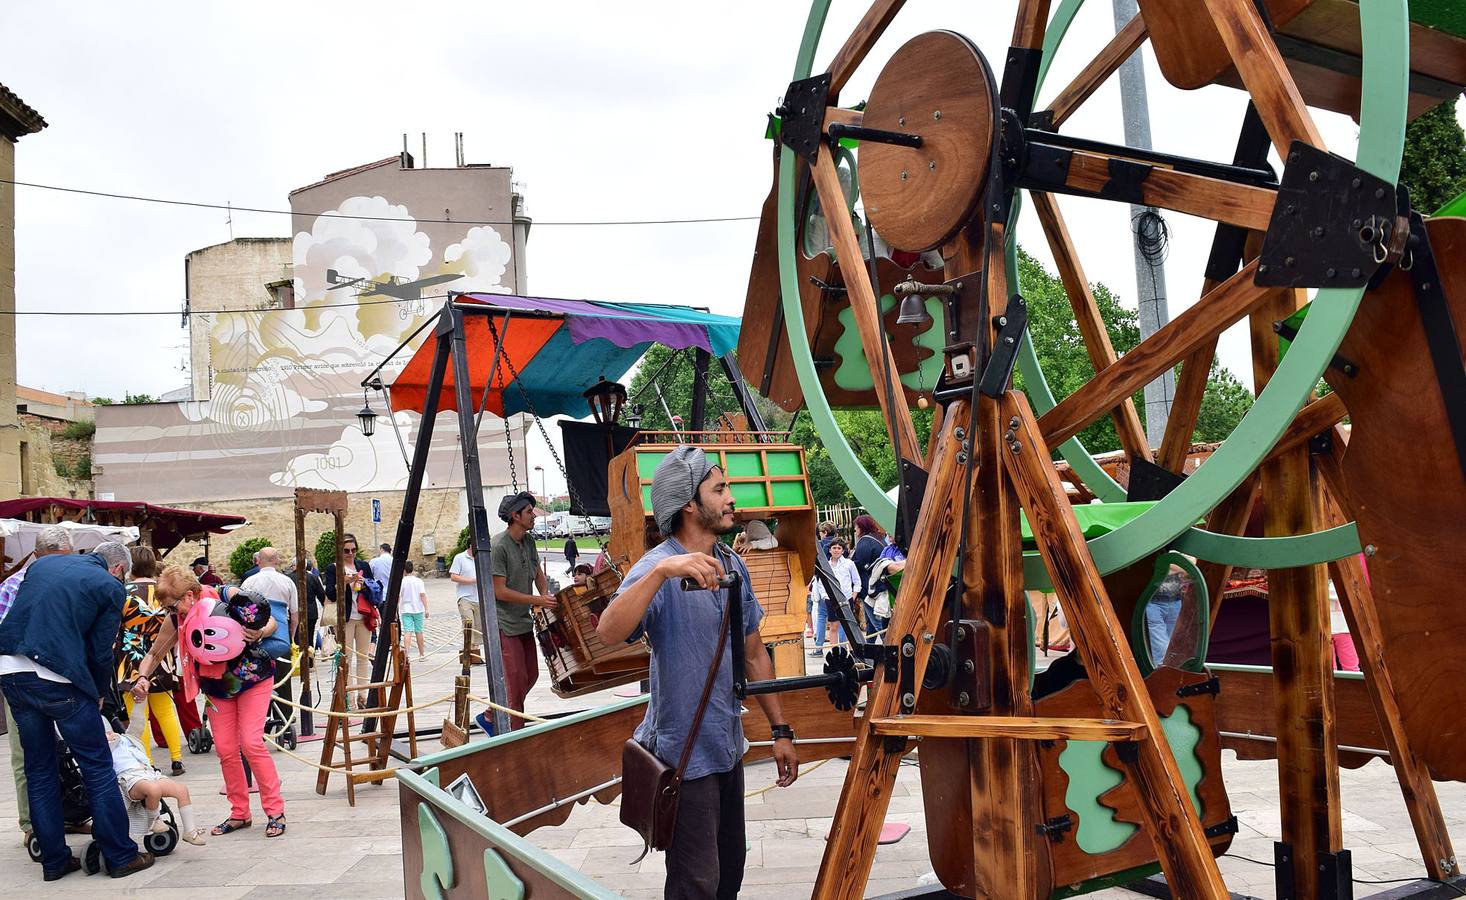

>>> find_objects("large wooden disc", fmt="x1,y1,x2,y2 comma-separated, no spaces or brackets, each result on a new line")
861,30,994,253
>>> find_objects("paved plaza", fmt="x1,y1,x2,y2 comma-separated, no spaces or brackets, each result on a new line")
0,575,1460,898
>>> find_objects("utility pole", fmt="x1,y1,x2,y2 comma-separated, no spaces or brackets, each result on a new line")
1113,0,1174,451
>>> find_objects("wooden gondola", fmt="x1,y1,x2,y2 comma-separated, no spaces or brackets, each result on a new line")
531,561,650,698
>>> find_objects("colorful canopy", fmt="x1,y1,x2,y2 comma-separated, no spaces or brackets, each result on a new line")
388,294,742,418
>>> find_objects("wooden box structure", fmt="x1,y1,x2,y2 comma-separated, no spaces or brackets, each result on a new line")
607,434,818,677
531,562,650,698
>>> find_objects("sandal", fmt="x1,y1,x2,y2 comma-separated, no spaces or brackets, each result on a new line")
265,814,286,838
211,817,251,835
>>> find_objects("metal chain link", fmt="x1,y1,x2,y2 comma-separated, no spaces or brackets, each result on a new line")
503,414,519,492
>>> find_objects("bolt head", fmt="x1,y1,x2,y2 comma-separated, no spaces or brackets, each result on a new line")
1285,256,1297,266
933,110,942,120
1309,170,1320,182
1376,187,1386,199
1364,543,1377,557
901,692,916,707
958,692,971,706
1326,268,1337,278
1008,440,1022,453
901,642,915,657
1353,268,1363,278
898,115,905,126
900,170,908,181
929,160,937,170
963,659,975,673
1009,416,1019,428
1351,177,1362,189
956,626,967,640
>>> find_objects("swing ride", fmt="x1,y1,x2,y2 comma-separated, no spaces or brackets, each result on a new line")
380,0,1466,896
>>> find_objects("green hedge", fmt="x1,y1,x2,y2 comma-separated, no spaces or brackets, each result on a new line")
229,537,273,582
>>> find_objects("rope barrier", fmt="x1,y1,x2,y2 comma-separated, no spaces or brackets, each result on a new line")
744,758,831,798
268,691,457,719
263,732,400,778
465,694,550,724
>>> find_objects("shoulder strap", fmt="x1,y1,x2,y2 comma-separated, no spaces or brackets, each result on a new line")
672,566,735,782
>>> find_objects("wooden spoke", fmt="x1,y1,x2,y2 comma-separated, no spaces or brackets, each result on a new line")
1039,261,1269,449
1158,339,1217,472
814,404,971,900
1198,0,1326,154
1001,391,1230,899
809,143,922,463
1260,391,1348,466
871,715,1147,741
1055,150,1276,230
1044,14,1149,129
1011,0,1055,51
1030,192,1151,461
826,0,906,96
1316,453,1460,882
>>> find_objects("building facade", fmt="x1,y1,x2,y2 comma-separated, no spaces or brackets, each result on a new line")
95,151,535,570
0,83,47,498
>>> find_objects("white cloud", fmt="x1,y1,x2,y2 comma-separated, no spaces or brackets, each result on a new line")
441,225,513,294
292,195,433,305
269,411,413,492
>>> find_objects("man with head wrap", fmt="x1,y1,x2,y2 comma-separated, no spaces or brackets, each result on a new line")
596,446,799,900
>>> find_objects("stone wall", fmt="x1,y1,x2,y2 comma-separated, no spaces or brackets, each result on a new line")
168,486,480,581
19,416,91,498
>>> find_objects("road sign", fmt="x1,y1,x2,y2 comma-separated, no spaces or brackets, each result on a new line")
372,498,381,523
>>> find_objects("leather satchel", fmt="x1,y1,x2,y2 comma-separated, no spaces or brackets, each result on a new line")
620,581,734,862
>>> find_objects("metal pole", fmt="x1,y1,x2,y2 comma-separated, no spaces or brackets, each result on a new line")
448,305,513,735
1112,0,1173,449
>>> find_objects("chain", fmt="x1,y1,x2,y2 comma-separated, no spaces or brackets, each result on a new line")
504,414,519,492
486,316,607,551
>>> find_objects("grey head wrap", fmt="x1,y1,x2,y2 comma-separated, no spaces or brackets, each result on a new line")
650,445,713,536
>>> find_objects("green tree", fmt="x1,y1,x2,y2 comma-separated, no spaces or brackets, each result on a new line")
626,346,791,435
229,537,273,582
452,525,471,559
1400,98,1466,213
314,531,337,570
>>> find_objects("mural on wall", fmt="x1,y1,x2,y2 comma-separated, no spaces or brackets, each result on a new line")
96,178,526,504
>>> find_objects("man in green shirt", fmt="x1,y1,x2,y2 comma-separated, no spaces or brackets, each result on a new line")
485,491,555,732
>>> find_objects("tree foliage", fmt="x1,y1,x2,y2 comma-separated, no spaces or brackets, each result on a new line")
229,537,273,582
314,531,337,570
1400,98,1466,214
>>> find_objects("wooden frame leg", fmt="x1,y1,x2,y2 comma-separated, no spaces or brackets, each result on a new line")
1002,390,1229,899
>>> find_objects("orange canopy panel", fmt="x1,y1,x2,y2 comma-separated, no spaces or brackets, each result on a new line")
390,314,561,416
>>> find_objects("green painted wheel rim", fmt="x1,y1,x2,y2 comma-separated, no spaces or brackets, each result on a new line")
779,0,1408,575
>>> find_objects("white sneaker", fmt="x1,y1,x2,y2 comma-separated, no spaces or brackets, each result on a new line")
182,827,208,846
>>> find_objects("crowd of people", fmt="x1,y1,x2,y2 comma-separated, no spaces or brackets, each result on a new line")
804,515,905,656
0,529,310,880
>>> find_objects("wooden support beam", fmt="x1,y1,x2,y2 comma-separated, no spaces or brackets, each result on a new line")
1158,339,1218,473
1001,390,1229,899
1011,0,1055,50
827,0,906,96
810,143,922,464
813,403,971,900
1261,392,1349,466
1054,151,1276,231
1039,261,1270,448
1249,285,1340,898
1316,453,1460,881
1198,0,1326,155
870,715,1147,741
1044,14,1148,128
1031,192,1151,461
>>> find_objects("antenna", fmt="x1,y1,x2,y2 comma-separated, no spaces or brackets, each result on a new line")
226,200,233,240
455,132,464,167
421,132,427,168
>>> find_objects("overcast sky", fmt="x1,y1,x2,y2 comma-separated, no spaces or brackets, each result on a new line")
5,0,1448,496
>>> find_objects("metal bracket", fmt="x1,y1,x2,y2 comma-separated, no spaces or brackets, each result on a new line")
1319,848,1355,900
826,122,922,149
978,294,1029,397
1022,141,1074,190
1103,157,1153,205
1176,676,1221,698
1276,842,1297,900
898,635,917,715
946,619,991,712
1272,320,1359,377
776,73,832,164
1113,740,1140,765
1127,457,1188,502
1035,814,1074,843
1204,815,1240,839
999,47,1043,121
895,457,929,552
1404,210,1466,490
1257,141,1398,288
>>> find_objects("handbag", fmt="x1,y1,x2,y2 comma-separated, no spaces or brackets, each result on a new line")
619,579,734,862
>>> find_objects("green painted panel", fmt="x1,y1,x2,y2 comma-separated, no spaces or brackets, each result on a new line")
1162,704,1205,817
771,480,810,507
732,482,769,508
1019,501,1159,544
723,451,765,477
1436,189,1466,218
1059,740,1136,853
635,450,668,479
419,804,456,898
765,450,805,476
640,485,652,508
831,294,944,393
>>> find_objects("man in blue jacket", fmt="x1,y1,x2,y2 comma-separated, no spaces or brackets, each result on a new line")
0,541,154,880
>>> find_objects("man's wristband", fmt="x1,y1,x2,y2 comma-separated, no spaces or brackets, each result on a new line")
771,724,795,743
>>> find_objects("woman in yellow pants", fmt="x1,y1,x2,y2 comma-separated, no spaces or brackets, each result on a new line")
117,547,186,773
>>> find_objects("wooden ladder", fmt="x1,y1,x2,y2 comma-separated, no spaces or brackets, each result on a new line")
315,624,414,805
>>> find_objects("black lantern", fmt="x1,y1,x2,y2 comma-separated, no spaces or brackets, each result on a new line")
583,375,627,424
625,402,644,430
357,389,379,438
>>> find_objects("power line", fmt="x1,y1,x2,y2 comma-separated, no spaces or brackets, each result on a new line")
6,292,448,317
1,178,761,227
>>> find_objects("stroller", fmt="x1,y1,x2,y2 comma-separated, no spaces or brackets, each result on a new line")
24,722,180,871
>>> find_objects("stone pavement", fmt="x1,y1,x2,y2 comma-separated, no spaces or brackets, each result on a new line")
0,575,1460,897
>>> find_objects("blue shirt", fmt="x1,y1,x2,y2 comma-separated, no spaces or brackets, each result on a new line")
620,538,763,781
0,553,126,699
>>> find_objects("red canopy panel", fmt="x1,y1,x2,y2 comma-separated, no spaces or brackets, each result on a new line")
389,313,562,416
0,497,247,556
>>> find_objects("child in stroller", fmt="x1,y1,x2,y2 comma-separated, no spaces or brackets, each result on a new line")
105,719,207,847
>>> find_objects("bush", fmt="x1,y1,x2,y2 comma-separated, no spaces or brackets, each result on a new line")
229,537,273,582
451,525,471,560
61,419,96,440
315,531,337,571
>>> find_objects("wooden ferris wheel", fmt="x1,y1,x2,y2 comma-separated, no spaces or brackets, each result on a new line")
733,0,1466,897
